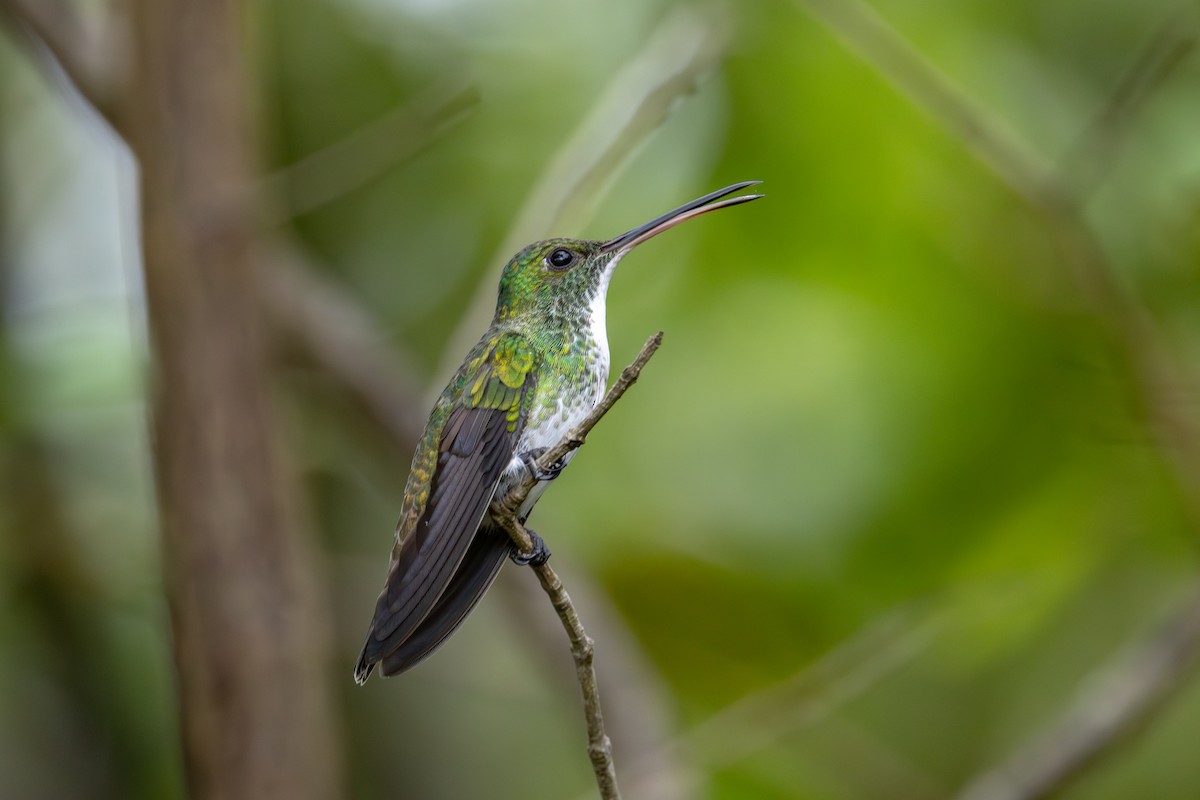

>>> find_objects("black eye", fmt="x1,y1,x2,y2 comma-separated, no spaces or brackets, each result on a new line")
547,248,575,269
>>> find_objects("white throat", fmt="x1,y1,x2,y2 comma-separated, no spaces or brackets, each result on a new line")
587,253,624,381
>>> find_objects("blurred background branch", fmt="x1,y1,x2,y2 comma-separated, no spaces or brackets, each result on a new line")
957,590,1200,800
794,0,1061,210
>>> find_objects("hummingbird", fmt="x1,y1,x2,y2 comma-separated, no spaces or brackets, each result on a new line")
354,181,763,683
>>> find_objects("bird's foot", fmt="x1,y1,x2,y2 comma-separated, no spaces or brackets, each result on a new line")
521,448,566,482
510,529,551,567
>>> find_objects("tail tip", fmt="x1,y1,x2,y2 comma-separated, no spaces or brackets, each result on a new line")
353,654,375,685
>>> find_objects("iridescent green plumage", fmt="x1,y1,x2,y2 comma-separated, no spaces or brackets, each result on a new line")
392,331,537,546
355,183,762,682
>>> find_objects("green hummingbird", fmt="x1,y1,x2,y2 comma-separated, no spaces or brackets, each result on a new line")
354,181,763,682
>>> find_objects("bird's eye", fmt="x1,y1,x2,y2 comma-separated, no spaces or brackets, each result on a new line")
547,248,575,270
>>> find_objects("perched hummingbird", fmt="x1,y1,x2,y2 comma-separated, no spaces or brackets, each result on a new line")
354,181,763,682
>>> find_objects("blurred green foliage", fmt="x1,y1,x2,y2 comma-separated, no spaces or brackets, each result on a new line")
2,0,1199,798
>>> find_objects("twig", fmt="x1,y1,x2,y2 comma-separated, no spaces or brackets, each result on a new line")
490,331,664,800
516,558,621,800
436,4,728,378
955,590,1200,800
499,567,695,800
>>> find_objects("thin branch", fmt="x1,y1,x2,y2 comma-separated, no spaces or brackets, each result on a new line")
498,567,695,800
517,556,621,800
955,590,1200,800
489,331,664,800
436,4,728,378
0,0,124,132
258,78,480,225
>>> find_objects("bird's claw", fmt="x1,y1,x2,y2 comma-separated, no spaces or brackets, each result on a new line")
521,448,566,482
510,529,551,567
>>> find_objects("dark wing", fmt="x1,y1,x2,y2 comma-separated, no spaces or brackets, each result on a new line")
379,525,512,676
354,333,535,682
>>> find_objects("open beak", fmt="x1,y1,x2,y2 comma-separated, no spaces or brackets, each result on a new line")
600,180,763,254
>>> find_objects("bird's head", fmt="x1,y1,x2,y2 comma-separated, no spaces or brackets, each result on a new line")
493,181,763,324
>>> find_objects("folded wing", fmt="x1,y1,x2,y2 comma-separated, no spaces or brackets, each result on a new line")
355,333,535,682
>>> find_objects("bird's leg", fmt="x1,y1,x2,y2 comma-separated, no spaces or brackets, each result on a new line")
510,528,551,567
520,447,567,482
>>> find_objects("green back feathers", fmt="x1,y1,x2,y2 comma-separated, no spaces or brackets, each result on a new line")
465,333,534,432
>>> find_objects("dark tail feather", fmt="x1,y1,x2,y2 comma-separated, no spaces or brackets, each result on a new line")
353,653,375,684
378,527,511,677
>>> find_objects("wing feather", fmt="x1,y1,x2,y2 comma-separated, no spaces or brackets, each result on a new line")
379,526,512,676
368,407,509,646
354,333,535,682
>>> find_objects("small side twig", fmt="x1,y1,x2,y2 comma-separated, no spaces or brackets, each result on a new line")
490,331,663,800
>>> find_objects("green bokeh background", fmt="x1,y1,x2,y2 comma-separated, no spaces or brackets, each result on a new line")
2,0,1199,798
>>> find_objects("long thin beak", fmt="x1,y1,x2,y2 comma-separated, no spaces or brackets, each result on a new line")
600,181,764,254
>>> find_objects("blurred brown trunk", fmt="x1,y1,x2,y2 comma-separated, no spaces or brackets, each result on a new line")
125,1,340,798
